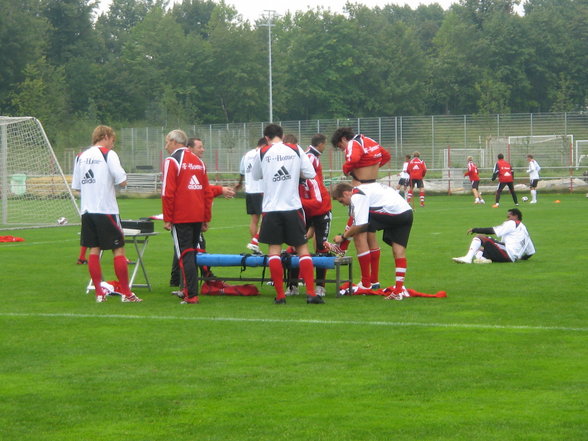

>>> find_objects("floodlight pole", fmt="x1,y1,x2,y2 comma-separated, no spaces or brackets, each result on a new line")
261,10,276,122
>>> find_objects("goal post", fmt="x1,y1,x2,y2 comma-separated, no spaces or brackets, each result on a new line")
0,116,80,230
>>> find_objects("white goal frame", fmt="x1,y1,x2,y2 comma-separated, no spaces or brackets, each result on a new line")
1,116,80,229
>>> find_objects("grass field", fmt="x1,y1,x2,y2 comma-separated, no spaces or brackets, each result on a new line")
1,193,586,441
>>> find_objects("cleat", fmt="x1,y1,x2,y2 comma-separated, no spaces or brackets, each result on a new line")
285,285,299,296
322,241,345,257
171,290,184,298
492,203,499,208
371,282,380,290
307,295,325,304
122,293,143,302
420,202,425,207
246,243,262,254
352,282,373,295
95,294,107,303
180,295,199,304
315,285,326,297
473,257,492,264
77,258,88,265
452,256,471,264
480,199,485,204
383,286,408,300
530,200,537,204
274,297,287,304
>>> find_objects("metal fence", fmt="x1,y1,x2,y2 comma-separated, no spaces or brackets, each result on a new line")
109,112,588,192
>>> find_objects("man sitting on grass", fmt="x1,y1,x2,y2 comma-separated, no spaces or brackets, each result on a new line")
452,208,535,264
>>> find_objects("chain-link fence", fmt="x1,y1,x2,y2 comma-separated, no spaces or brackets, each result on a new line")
104,112,588,193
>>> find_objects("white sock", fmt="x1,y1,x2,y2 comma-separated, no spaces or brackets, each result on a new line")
465,237,482,261
531,189,537,201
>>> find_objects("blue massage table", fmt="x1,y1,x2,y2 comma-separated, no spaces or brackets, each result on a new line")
194,253,353,296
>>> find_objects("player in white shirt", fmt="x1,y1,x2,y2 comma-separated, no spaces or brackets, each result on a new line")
452,208,535,264
236,138,266,253
251,124,322,304
526,154,541,204
396,154,411,199
72,125,141,303
332,182,413,299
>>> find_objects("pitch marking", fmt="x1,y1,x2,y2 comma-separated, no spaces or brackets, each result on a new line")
1,312,586,332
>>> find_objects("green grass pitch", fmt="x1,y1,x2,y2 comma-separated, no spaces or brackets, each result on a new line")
0,193,586,440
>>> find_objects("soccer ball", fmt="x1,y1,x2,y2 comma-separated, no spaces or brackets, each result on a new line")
522,196,529,202
57,217,68,225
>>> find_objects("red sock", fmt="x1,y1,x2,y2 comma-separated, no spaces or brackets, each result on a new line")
370,248,380,284
88,254,104,296
114,255,132,295
251,234,259,245
407,192,413,203
268,255,285,299
420,191,425,205
357,251,371,287
79,246,87,260
298,255,315,296
395,257,407,292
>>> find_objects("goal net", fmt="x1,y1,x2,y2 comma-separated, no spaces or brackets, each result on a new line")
487,134,573,169
1,116,79,230
443,148,486,169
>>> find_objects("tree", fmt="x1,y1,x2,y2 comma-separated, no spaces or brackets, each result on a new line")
0,0,48,114
10,57,69,141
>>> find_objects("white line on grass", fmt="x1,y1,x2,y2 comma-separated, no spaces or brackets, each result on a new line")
1,312,586,332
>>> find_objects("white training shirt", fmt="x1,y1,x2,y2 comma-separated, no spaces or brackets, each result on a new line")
251,141,316,212
72,146,127,214
239,148,264,194
351,182,412,226
526,159,541,180
493,219,536,261
400,161,409,180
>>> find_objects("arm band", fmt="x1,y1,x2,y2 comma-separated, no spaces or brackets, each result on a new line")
471,227,495,234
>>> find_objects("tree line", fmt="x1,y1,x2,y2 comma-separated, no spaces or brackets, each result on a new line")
1,0,587,149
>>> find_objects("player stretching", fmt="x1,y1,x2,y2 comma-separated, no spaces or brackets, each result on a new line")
72,125,141,303
332,182,413,300
331,127,391,290
251,124,323,305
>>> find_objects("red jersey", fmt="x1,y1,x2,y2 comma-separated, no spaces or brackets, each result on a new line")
342,134,391,175
493,159,514,183
162,147,211,224
464,161,480,182
304,145,331,216
407,157,427,180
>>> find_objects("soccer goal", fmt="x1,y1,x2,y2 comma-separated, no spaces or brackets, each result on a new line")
488,134,574,168
0,116,79,230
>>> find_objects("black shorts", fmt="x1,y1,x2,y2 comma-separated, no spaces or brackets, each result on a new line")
398,178,409,187
246,193,263,215
410,179,424,189
529,179,539,188
480,237,512,262
80,213,125,250
471,180,480,190
259,209,308,246
367,210,413,248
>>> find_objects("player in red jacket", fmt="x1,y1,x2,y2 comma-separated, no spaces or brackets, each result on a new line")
162,130,212,304
491,153,519,208
464,156,484,204
407,151,427,206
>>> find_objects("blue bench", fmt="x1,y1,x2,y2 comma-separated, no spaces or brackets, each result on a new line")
194,253,353,296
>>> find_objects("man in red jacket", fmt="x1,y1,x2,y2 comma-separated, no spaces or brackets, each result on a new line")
407,151,427,207
491,153,519,208
162,129,211,304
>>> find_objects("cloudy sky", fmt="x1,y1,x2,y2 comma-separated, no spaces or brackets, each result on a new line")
97,0,458,22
